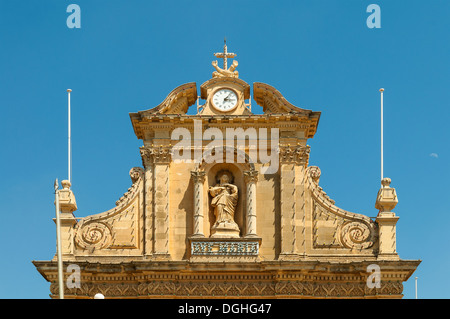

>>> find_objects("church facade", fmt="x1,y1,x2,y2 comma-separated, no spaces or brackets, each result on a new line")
33,43,420,299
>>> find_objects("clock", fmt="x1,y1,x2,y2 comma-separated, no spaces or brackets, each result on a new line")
211,88,238,112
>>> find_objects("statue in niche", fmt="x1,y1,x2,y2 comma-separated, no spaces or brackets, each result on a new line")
209,170,240,238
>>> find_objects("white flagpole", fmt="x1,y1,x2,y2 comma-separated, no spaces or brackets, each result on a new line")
67,89,72,185
415,277,418,299
54,179,64,299
380,88,384,182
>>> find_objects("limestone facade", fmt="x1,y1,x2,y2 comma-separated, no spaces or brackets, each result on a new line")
33,46,420,299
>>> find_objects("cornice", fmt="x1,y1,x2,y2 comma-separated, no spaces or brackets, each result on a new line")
130,113,318,140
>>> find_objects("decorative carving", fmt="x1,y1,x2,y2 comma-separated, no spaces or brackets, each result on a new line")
212,40,238,78
278,144,310,165
209,170,240,238
115,167,144,206
190,170,206,184
339,221,375,250
140,146,172,166
129,167,144,183
212,60,239,78
243,169,258,184
309,166,321,183
74,221,112,250
51,280,403,298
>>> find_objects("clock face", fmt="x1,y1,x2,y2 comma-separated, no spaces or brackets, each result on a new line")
212,89,238,112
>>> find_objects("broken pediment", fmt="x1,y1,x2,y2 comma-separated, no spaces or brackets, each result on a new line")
253,82,318,115
131,82,197,116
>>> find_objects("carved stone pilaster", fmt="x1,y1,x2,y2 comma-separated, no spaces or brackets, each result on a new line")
244,170,258,238
191,170,206,237
140,146,171,258
279,159,297,257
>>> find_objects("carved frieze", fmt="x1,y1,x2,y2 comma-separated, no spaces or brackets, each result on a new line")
51,279,403,298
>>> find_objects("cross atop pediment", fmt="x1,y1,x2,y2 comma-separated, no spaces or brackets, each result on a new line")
212,39,239,78
214,38,236,70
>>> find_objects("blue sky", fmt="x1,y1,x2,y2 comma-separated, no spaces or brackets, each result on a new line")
0,0,449,299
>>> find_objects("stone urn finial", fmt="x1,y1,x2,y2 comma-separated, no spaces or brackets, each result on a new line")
61,180,71,189
58,180,77,214
381,177,391,188
375,177,398,213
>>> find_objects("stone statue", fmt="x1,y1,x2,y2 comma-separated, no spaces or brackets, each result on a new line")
209,170,240,237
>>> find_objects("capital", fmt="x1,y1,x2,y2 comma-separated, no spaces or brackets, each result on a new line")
140,145,172,166
244,170,258,184
278,144,310,165
190,170,206,184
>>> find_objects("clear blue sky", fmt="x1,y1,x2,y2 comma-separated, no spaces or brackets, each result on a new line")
0,0,448,299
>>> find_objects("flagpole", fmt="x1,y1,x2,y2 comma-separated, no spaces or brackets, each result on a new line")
54,179,64,299
67,89,72,185
415,277,418,299
380,88,384,182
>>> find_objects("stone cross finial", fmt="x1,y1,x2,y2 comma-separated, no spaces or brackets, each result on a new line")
212,39,239,78
214,38,236,70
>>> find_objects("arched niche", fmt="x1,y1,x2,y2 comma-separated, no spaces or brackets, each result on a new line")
193,146,256,238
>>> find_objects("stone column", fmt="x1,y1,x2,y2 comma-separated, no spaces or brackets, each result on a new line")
244,170,258,238
191,170,206,237
375,178,400,261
